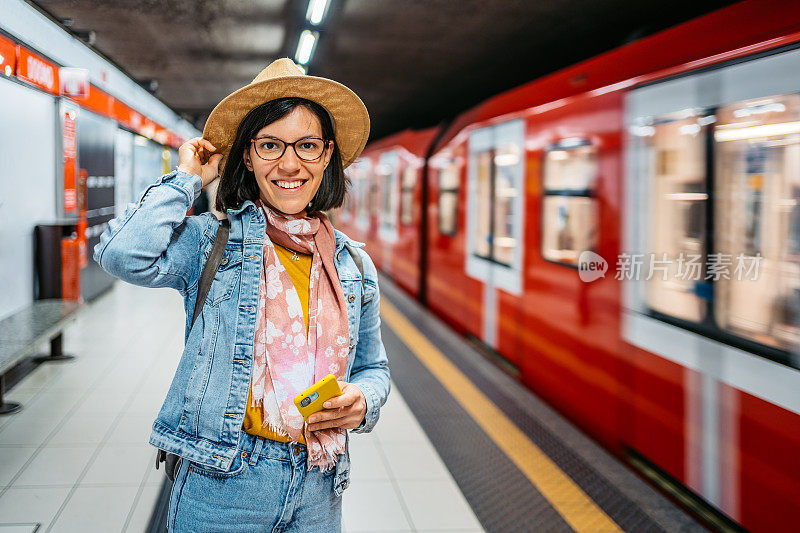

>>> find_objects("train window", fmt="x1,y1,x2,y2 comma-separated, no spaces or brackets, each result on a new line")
471,144,521,264
643,114,710,323
340,191,353,222
376,153,399,236
400,167,416,226
438,162,459,236
790,185,800,256
381,166,396,229
466,120,525,295
625,47,800,373
493,142,521,265
347,158,371,230
474,150,494,258
541,140,599,266
714,95,800,351
369,179,380,219
543,141,598,191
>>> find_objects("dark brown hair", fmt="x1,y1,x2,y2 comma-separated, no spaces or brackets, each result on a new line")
214,97,348,214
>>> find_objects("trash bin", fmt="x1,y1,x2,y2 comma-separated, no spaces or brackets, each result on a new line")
34,220,81,301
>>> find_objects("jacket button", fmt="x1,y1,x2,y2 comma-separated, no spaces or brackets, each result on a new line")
293,447,300,455
348,294,356,303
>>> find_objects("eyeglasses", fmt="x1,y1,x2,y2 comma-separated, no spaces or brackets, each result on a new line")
250,136,331,162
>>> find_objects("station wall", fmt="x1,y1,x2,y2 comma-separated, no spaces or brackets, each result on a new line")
0,76,57,319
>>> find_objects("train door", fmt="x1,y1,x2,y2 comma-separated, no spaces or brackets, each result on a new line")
624,46,800,528
466,120,525,354
377,151,400,276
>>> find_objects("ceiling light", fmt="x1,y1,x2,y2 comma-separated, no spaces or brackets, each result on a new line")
714,121,800,142
295,30,318,65
306,0,330,25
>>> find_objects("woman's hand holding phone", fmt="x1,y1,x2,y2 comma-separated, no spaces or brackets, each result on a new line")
307,380,367,431
177,137,223,188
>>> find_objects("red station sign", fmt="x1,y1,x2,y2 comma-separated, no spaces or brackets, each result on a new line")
0,34,16,78
16,45,59,94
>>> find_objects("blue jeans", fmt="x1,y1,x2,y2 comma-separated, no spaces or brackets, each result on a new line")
168,431,342,532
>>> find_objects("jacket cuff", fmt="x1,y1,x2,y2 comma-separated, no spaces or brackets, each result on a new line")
158,169,203,202
350,381,380,433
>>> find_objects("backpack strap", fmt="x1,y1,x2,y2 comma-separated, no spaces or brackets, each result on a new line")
344,243,365,307
192,217,230,327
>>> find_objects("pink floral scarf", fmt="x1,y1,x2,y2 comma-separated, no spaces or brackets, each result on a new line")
250,200,349,472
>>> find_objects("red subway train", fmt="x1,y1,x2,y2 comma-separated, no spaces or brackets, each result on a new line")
335,2,800,531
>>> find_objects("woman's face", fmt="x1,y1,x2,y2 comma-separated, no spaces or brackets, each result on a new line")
243,106,333,217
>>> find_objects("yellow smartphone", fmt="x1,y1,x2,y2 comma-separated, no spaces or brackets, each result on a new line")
294,374,343,422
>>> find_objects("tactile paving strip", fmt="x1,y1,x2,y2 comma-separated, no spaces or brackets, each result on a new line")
381,325,573,532
381,278,703,533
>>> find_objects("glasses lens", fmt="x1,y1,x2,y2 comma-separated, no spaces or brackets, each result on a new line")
295,138,325,161
254,138,285,160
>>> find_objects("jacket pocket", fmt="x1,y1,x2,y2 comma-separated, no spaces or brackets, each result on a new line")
208,248,243,306
363,276,377,303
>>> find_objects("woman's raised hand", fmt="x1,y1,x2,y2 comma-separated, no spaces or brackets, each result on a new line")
177,137,223,188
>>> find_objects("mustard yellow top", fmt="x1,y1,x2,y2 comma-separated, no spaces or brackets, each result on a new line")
243,242,311,443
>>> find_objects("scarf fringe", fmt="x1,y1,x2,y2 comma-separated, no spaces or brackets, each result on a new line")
259,418,291,438
306,439,342,472
252,397,292,438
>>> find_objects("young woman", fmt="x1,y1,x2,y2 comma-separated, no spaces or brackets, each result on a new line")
94,58,390,532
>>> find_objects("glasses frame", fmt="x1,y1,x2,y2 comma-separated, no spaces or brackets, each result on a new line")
250,135,332,162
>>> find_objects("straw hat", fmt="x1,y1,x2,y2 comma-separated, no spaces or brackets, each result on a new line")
202,58,370,170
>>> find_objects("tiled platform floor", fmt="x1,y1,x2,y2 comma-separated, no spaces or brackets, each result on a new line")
0,282,483,533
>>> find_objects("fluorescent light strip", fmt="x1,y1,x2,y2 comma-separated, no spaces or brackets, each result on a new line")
306,0,330,25
295,30,318,65
714,121,800,142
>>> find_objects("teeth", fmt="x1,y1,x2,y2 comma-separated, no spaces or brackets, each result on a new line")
275,180,305,189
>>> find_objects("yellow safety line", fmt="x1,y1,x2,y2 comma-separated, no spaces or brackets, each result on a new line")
380,299,623,533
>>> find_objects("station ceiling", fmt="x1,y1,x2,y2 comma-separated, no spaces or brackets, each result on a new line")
33,0,735,141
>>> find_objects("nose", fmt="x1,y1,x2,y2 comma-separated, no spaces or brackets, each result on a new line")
277,145,302,172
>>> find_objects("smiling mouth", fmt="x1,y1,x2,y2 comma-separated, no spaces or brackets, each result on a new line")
272,179,309,190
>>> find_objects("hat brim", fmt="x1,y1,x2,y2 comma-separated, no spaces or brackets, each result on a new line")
202,75,370,172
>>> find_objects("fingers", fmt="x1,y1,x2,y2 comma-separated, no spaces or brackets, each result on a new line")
308,409,356,431
307,409,349,431
208,153,223,173
322,383,354,409
186,137,215,150
309,405,347,425
183,138,217,157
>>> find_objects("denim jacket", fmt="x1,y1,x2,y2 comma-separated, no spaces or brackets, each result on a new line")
93,169,391,496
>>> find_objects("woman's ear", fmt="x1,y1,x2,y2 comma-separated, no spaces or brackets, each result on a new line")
243,149,253,171
322,141,334,169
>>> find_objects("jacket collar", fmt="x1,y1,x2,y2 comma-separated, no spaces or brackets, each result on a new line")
226,200,257,217
334,229,365,255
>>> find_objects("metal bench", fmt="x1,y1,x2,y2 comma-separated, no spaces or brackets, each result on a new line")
0,299,84,414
